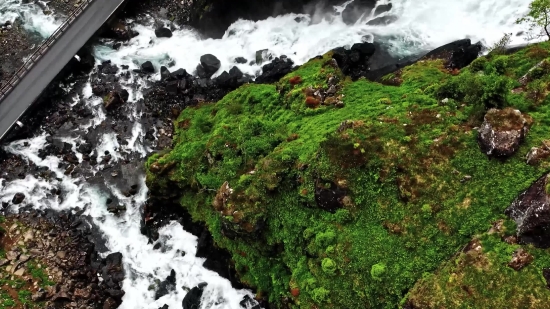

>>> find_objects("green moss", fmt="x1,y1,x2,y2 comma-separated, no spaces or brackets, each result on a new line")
28,261,54,287
147,43,550,308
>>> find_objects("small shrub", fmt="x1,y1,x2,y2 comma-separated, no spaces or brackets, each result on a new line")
371,263,387,281
311,287,330,303
470,57,488,72
322,258,337,274
489,33,512,55
526,79,548,104
492,56,509,74
527,45,550,59
289,76,303,85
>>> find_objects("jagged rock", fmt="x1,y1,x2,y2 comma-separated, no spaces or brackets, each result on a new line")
332,42,376,80
505,172,550,248
478,108,532,158
154,269,177,300
141,61,155,73
423,38,482,70
198,54,221,79
51,291,71,302
255,49,272,65
182,283,207,309
255,56,294,84
160,66,171,81
216,66,245,88
103,91,124,110
508,248,534,270
155,27,173,38
77,142,93,155
240,295,261,309
171,68,189,80
234,57,248,64
12,192,25,204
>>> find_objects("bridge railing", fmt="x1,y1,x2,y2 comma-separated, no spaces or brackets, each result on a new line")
0,0,94,102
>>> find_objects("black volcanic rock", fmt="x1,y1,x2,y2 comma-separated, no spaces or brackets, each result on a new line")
155,27,173,38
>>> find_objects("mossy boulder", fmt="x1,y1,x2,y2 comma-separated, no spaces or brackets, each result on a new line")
478,108,532,158
147,42,550,308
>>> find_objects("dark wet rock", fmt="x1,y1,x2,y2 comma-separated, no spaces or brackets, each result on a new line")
508,248,534,270
77,142,93,155
101,252,125,285
314,180,347,213
155,27,173,38
158,305,169,309
342,0,377,25
505,172,550,248
422,38,482,70
182,283,207,309
217,66,245,88
12,193,25,204
103,91,124,110
240,295,261,309
374,3,393,15
332,42,376,80
255,56,294,84
478,108,532,158
197,54,221,79
155,269,177,300
171,68,189,80
161,66,171,81
234,57,248,64
141,61,155,73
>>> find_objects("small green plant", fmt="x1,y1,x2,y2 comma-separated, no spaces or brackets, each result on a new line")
371,263,387,281
517,0,550,41
489,33,513,55
322,258,337,274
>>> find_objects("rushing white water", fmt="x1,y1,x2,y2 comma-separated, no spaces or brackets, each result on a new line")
0,0,61,37
0,0,536,308
94,0,532,78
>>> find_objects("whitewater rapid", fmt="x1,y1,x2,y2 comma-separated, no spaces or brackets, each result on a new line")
0,0,534,308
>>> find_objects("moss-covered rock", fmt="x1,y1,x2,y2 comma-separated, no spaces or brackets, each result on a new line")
147,42,550,308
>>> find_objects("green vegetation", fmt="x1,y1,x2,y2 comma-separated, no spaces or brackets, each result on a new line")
147,42,550,308
27,261,54,288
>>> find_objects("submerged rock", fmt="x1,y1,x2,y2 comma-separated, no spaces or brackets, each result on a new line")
478,108,532,158
12,192,25,204
155,27,173,38
341,0,377,25
505,172,550,248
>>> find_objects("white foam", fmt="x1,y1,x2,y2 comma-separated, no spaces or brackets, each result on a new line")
0,0,61,37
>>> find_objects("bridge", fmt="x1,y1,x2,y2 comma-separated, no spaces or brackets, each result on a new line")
0,0,127,141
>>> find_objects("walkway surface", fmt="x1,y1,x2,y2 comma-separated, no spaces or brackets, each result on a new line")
0,0,126,140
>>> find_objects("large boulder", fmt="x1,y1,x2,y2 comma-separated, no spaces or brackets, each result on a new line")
505,173,550,248
182,283,207,309
477,108,532,158
197,54,221,79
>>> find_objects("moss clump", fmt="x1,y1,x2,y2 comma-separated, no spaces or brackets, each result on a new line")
147,42,550,308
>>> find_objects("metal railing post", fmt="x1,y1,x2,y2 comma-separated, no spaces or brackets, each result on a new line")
0,0,96,102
